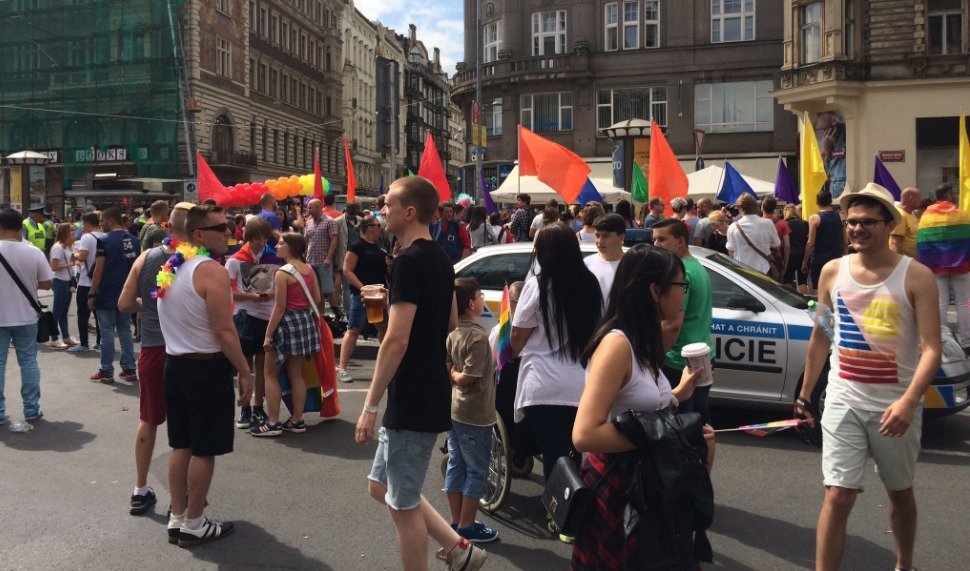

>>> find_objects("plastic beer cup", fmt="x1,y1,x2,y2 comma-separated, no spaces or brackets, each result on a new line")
360,285,386,324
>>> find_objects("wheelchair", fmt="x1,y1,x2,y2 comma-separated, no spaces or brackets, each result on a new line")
439,358,538,513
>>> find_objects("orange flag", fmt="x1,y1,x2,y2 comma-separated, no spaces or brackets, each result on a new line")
648,121,688,216
343,135,356,202
313,147,324,200
518,126,590,204
196,150,229,205
418,132,452,202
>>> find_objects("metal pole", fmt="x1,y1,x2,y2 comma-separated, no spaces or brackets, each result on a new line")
20,165,29,213
474,0,483,199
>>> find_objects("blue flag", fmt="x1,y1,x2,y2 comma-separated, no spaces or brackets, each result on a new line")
716,162,759,204
773,157,798,204
873,155,902,201
578,178,604,206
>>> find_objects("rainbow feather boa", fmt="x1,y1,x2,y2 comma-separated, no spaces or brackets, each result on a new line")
152,238,210,299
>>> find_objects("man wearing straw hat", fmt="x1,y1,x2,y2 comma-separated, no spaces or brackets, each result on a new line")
797,182,941,571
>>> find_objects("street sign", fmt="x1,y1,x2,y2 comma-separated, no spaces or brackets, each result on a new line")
183,180,198,202
469,146,486,162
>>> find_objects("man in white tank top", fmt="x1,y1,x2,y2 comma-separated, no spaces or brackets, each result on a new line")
797,183,941,571
156,204,253,548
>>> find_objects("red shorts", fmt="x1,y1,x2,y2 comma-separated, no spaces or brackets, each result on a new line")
138,346,167,426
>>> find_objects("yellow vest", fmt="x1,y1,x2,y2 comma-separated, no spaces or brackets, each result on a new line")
23,219,46,250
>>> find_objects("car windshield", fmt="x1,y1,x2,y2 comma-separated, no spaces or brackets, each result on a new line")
704,252,811,309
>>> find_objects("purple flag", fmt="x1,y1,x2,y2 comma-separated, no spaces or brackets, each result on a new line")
480,172,498,216
773,157,799,204
716,162,759,204
873,155,902,201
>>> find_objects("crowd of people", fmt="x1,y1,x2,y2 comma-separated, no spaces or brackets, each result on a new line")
0,174,960,570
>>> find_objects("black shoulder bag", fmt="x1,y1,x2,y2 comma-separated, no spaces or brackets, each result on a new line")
543,452,618,537
0,250,57,342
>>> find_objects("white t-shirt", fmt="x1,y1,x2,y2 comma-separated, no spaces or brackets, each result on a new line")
225,254,276,321
725,215,780,273
0,240,54,327
530,213,544,231
49,243,73,281
511,276,586,423
75,231,104,287
584,255,620,304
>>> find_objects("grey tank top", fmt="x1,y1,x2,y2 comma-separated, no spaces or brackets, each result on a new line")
137,246,169,348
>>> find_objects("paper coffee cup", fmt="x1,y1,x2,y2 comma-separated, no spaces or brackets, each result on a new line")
681,342,714,387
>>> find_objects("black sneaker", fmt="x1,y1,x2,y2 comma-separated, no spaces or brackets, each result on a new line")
177,517,234,548
235,406,252,429
250,421,283,437
251,406,268,426
130,489,157,515
282,418,307,434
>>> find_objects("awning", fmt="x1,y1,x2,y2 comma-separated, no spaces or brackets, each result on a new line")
686,165,776,200
490,163,631,204
64,189,177,198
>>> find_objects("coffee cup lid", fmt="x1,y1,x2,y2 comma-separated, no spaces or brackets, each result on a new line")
680,342,710,357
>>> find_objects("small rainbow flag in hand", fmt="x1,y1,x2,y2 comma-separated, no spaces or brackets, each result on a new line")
715,418,807,437
496,285,513,374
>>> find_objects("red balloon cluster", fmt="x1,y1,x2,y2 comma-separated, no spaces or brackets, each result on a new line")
218,182,271,208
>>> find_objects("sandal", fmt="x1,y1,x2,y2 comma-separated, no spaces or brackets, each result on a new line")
282,418,307,434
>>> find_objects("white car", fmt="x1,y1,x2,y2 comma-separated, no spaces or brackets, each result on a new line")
455,243,970,439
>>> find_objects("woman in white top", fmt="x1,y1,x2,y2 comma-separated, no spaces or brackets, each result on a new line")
466,205,492,251
510,224,602,488
48,223,78,349
576,203,603,242
571,244,714,568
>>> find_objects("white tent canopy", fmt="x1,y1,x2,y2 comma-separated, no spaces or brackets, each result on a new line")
490,165,631,204
686,164,775,200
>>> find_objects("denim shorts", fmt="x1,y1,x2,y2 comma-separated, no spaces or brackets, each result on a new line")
821,401,922,491
443,420,494,499
367,426,439,510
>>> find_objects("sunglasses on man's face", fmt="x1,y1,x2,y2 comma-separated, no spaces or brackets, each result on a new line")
196,222,229,233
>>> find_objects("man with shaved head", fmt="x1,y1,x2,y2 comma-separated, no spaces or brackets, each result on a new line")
693,198,715,247
890,187,921,257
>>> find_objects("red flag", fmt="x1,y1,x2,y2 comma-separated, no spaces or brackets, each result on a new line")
418,132,451,202
518,126,590,204
648,121,688,216
196,150,229,205
343,135,356,202
313,146,324,200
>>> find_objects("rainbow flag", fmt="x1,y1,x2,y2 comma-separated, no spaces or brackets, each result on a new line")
916,201,970,275
496,285,513,373
715,418,806,437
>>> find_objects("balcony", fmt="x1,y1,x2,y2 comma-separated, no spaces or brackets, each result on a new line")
452,53,587,96
208,150,258,168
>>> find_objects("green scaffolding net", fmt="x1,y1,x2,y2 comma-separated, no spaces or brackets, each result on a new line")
0,0,188,204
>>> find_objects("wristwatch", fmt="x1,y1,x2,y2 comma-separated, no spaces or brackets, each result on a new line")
795,398,811,409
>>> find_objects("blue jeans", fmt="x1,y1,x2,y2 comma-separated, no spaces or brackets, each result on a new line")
51,278,72,340
367,427,439,511
0,323,42,420
96,309,135,376
444,420,494,499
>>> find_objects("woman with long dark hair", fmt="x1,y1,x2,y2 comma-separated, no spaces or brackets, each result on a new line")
571,244,713,568
466,205,492,251
615,199,636,228
510,224,602,534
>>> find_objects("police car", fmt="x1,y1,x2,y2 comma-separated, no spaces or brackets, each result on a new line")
455,243,970,435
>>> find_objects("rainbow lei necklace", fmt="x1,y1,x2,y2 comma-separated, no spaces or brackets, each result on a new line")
152,237,210,299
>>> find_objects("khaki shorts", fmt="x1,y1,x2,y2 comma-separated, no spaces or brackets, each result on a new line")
821,401,922,491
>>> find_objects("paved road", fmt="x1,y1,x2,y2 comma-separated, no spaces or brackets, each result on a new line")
2,303,968,569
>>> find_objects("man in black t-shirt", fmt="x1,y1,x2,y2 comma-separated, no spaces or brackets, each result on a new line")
355,177,487,570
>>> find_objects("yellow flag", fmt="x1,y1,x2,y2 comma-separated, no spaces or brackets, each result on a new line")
959,114,970,214
800,111,828,221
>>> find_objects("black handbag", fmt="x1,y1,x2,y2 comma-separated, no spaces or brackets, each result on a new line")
0,249,56,342
543,453,616,537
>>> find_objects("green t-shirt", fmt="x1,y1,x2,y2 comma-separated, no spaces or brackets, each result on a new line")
665,256,714,370
139,223,166,252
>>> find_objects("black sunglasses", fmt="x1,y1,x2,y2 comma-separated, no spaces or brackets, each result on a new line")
195,222,229,233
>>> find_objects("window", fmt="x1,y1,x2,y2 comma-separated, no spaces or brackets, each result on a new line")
711,0,755,43
455,253,533,291
257,62,267,92
283,132,290,165
694,80,774,133
801,2,821,64
605,3,619,51
270,14,278,43
531,10,567,55
521,93,573,132
486,98,502,136
483,21,501,63
928,0,964,55
270,69,278,98
273,129,279,163
282,22,289,50
596,87,667,131
259,7,268,36
280,73,288,101
249,1,256,31
217,0,230,15
216,37,231,78
623,1,639,49
844,0,855,59
644,1,660,48
261,126,267,161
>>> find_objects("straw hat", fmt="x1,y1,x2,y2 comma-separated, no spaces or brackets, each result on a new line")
838,182,901,226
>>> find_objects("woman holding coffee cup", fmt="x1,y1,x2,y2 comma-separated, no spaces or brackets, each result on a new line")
571,244,714,568
335,216,389,383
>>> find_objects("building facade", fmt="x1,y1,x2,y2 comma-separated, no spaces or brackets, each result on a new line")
775,0,970,196
452,0,799,194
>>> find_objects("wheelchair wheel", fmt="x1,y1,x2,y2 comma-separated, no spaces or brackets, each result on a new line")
478,416,512,513
509,453,535,478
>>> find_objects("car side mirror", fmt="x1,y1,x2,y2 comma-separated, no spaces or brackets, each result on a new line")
726,295,765,313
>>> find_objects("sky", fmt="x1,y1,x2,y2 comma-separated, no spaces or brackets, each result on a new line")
354,0,465,77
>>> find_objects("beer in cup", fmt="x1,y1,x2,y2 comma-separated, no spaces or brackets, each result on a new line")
361,285,386,324
680,342,714,387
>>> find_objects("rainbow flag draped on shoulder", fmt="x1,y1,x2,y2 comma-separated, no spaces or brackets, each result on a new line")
495,285,513,373
916,201,970,275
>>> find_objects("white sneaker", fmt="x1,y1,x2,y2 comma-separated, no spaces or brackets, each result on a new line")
336,369,353,383
446,544,487,571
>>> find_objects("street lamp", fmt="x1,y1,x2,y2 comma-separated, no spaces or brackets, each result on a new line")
603,119,651,193
4,150,52,213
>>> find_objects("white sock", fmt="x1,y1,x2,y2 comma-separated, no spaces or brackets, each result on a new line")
133,485,150,496
184,515,205,530
168,513,184,527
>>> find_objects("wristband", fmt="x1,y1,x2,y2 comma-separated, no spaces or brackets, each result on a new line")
363,404,379,414
795,398,811,409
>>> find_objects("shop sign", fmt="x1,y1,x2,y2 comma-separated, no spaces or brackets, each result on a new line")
879,150,905,162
